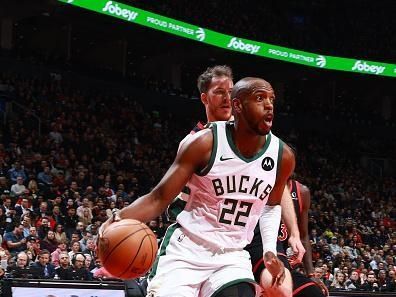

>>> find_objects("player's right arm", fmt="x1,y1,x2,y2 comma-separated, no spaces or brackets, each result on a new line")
100,128,213,232
280,187,305,263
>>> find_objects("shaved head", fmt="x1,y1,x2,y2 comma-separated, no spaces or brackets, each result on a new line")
231,77,273,102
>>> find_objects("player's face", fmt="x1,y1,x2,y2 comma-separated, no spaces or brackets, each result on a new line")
201,76,233,122
238,80,275,135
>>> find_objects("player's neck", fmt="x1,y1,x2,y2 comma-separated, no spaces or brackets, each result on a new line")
229,123,267,158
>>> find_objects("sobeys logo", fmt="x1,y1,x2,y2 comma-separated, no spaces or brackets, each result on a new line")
352,60,385,75
103,1,138,21
227,37,260,54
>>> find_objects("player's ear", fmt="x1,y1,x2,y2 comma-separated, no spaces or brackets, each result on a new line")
201,93,208,105
232,98,242,113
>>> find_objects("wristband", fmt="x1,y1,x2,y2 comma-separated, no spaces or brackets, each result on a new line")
260,204,282,255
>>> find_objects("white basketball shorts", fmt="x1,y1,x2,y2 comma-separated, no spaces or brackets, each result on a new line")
146,223,259,297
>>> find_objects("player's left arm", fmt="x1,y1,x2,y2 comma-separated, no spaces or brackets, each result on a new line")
260,143,295,286
299,185,329,296
299,184,313,275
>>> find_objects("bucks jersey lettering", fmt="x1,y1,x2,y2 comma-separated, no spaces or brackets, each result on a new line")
176,121,283,250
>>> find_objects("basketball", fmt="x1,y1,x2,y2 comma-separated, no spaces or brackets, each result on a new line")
97,219,158,280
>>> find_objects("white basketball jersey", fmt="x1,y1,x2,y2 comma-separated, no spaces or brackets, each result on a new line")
177,121,283,250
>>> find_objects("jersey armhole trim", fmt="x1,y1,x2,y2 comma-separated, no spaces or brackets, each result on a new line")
197,123,217,176
276,139,284,178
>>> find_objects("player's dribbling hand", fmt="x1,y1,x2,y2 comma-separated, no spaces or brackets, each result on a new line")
98,209,122,238
264,251,285,287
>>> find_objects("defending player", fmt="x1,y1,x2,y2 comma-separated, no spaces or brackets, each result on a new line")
246,178,328,296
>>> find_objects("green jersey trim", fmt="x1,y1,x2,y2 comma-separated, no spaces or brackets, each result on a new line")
148,223,179,280
276,139,284,178
197,123,218,176
225,122,272,163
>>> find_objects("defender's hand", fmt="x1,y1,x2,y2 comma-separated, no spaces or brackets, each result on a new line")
288,235,305,266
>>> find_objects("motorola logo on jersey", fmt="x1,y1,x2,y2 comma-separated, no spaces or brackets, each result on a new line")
262,157,274,171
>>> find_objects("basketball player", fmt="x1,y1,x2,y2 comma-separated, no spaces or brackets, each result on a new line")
246,178,328,296
167,65,305,297
101,76,294,297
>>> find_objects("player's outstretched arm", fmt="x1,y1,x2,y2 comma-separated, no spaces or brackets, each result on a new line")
260,143,295,286
299,184,313,274
100,129,213,232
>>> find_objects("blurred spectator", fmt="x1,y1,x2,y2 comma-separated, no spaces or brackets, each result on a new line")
10,176,26,198
361,271,380,292
93,264,120,281
54,224,67,244
37,217,52,240
52,205,65,226
4,223,26,255
7,251,29,277
81,238,96,266
8,162,27,184
329,236,343,258
51,239,68,267
15,197,33,218
20,215,32,237
78,230,92,251
62,253,91,280
30,249,56,279
68,241,81,261
64,207,79,237
330,271,347,291
25,235,41,261
344,269,363,290
40,230,58,253
83,253,94,277
54,251,70,279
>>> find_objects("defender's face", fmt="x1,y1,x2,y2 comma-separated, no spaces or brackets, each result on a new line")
202,76,233,122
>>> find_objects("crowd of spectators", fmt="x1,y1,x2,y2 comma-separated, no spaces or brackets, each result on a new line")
0,69,394,293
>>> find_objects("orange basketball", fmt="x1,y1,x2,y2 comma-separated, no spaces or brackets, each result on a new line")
97,219,158,280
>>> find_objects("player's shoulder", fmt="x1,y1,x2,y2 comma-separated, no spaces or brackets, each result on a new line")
178,126,214,152
178,121,207,149
293,179,310,192
276,137,295,167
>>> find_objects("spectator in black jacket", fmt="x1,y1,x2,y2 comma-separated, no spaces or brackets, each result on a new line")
361,271,380,292
54,251,70,279
63,253,91,280
30,249,56,279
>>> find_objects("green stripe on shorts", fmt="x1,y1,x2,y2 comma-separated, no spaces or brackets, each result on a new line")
148,223,179,280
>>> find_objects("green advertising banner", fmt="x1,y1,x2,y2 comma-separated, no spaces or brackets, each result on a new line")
59,0,396,78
